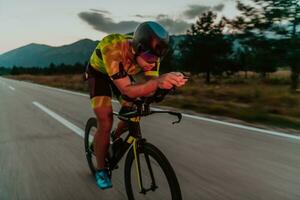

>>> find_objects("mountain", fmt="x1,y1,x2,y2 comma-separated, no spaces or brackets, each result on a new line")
0,39,98,68
0,36,186,68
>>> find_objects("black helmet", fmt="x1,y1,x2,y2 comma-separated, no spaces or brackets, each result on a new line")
132,21,169,58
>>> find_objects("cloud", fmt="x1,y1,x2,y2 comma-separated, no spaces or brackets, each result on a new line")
156,15,191,34
183,4,225,19
213,4,225,11
135,14,151,18
89,9,111,15
135,14,191,34
78,11,139,33
183,5,211,19
157,14,169,19
79,10,190,35
79,3,225,35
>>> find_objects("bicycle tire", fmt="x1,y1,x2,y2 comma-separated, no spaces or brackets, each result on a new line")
124,142,182,200
84,117,97,176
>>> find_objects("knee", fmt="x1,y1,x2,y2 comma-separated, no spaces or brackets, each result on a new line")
94,109,113,133
97,113,113,133
98,119,112,133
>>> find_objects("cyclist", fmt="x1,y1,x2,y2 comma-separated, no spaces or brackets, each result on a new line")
86,21,187,189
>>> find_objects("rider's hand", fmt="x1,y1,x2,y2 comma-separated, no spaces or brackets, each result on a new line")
157,72,188,89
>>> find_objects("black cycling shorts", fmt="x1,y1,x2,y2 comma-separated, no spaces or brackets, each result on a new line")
86,64,121,99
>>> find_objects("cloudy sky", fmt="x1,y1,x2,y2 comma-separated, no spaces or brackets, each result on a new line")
0,0,238,54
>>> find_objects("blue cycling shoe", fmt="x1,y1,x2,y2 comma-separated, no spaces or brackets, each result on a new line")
95,169,112,189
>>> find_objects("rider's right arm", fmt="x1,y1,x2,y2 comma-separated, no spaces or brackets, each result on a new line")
113,73,187,98
113,76,159,98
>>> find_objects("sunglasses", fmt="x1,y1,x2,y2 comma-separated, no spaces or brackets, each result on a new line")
138,46,169,64
139,50,159,64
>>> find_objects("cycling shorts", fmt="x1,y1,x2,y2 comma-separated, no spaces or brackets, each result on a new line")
86,64,128,109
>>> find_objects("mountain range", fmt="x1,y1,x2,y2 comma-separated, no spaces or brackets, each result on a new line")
0,39,98,68
0,36,185,68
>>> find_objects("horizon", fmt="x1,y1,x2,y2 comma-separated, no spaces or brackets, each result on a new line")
0,34,189,55
0,38,99,55
0,0,239,54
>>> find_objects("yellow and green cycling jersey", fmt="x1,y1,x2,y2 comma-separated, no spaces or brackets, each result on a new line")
89,34,160,79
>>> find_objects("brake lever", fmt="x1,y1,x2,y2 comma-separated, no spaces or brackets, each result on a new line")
170,112,182,124
180,71,190,80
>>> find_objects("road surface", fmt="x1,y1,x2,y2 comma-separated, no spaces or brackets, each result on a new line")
0,77,299,200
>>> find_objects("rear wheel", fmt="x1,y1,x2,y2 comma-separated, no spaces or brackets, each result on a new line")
124,142,182,200
84,117,113,177
84,117,97,176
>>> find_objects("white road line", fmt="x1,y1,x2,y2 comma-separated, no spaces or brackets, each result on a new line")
36,84,88,97
182,113,300,140
5,78,299,141
8,86,15,91
31,82,121,105
32,101,84,138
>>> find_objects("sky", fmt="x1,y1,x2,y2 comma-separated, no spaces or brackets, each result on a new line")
0,0,239,54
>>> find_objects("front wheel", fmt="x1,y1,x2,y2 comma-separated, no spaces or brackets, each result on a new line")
124,142,182,200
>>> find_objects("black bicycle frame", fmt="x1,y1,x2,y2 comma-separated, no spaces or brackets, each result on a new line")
108,121,142,170
108,98,182,194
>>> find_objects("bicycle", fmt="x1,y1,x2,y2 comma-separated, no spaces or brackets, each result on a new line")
84,89,182,200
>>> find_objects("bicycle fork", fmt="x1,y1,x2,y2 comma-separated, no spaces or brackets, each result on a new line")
131,137,158,194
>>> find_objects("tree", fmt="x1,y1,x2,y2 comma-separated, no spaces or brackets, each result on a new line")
0,67,11,75
160,37,177,73
229,0,300,90
261,0,300,89
11,66,20,75
179,11,232,83
49,62,56,75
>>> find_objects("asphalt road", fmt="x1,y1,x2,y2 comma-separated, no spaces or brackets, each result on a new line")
0,77,299,200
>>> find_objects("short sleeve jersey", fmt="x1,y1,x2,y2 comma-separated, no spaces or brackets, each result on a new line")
89,34,160,79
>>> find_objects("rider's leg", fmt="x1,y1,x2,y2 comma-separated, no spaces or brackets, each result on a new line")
92,99,113,189
93,103,113,170
87,65,113,189
110,82,133,139
114,120,128,138
87,65,114,170
113,98,133,139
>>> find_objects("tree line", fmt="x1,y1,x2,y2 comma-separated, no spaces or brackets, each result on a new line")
161,0,300,91
6,62,87,75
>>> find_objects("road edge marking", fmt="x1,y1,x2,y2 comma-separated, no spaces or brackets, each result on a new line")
9,86,15,91
182,113,300,140
32,101,84,138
